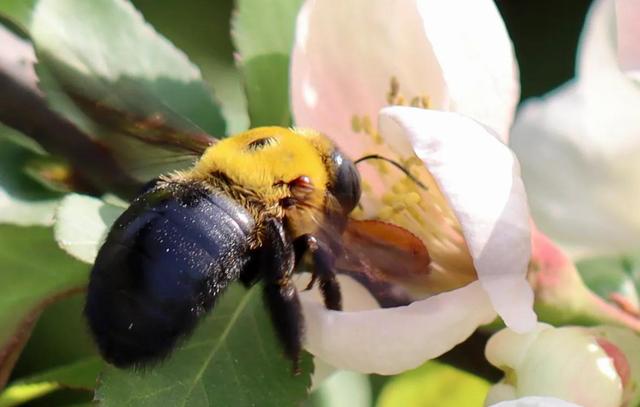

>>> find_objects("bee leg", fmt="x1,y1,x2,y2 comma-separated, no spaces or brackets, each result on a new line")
261,218,304,373
291,236,318,290
238,254,262,287
295,235,343,311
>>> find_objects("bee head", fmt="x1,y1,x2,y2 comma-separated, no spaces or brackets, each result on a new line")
326,148,361,215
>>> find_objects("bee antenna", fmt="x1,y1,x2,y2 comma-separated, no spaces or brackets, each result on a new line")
354,154,427,190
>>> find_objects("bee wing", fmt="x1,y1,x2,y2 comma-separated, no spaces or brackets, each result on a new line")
310,218,430,307
70,92,216,155
339,219,430,284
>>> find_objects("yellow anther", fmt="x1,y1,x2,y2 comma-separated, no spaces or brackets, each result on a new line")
382,193,397,205
387,76,400,104
402,156,423,168
410,96,421,107
403,191,421,205
390,76,400,96
421,95,431,109
363,158,389,175
392,182,407,194
362,115,373,135
351,115,362,133
378,206,394,220
407,206,426,227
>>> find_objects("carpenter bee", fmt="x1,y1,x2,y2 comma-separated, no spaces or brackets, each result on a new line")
85,114,430,371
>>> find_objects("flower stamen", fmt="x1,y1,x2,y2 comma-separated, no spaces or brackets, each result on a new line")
347,78,477,294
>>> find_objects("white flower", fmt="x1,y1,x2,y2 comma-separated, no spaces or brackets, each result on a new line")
485,323,640,407
291,0,536,374
510,0,640,257
489,397,583,407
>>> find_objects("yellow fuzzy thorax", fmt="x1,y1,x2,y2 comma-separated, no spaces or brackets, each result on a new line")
189,127,331,236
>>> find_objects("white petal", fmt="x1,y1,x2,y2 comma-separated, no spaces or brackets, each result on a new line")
614,0,640,73
512,0,640,256
414,0,519,141
485,383,518,406
489,397,584,407
300,281,496,374
291,0,518,156
576,0,640,155
510,82,640,256
576,0,640,146
579,0,640,78
378,106,536,332
291,0,446,160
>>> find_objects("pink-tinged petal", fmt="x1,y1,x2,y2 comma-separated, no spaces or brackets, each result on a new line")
291,0,518,156
0,25,39,92
291,0,446,160
299,281,496,374
378,106,536,332
415,0,519,141
512,0,640,257
511,82,640,256
529,228,640,332
615,0,640,73
488,397,583,407
576,0,640,148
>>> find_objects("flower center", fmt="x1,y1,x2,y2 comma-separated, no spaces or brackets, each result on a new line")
349,77,477,295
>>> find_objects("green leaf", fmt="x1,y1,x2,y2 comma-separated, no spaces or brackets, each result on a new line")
30,0,225,136
0,0,37,30
0,225,89,387
19,0,225,183
131,0,249,134
0,123,45,155
0,382,57,407
97,284,313,407
12,295,98,380
577,254,640,310
20,357,102,389
0,357,103,407
376,361,490,407
54,194,124,264
241,54,293,128
0,136,61,226
232,0,303,127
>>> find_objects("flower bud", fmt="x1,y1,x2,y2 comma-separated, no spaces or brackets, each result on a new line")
485,323,639,407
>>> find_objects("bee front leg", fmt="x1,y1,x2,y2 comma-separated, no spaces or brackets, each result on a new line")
294,235,343,311
260,218,304,373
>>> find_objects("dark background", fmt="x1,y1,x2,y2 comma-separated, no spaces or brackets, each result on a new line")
497,0,593,100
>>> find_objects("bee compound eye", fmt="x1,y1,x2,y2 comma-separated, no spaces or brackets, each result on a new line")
329,151,361,214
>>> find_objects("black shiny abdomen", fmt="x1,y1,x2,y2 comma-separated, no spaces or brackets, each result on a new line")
85,181,255,367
